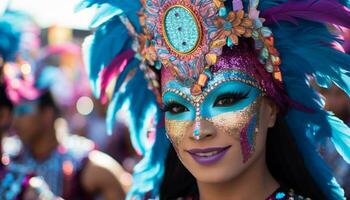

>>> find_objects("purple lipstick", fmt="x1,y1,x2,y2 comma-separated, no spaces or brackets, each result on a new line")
186,145,231,165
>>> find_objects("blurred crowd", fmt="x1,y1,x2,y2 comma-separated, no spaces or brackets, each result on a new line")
0,9,138,199
0,6,349,200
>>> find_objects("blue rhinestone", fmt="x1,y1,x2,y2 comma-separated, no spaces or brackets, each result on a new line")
219,7,227,17
194,129,200,136
275,192,286,199
227,37,234,47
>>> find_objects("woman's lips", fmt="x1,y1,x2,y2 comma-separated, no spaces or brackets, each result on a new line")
186,145,231,165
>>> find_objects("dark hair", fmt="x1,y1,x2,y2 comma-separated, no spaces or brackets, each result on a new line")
37,91,60,117
159,116,327,200
0,84,13,110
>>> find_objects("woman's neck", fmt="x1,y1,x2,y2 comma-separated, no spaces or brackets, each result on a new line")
197,153,279,200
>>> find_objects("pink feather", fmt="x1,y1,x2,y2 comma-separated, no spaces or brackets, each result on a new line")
99,49,135,103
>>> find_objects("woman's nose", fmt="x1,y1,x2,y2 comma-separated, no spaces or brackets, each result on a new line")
189,118,216,141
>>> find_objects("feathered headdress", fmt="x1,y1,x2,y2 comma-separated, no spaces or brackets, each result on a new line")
78,0,350,199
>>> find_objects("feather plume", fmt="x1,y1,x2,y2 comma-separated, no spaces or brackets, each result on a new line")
261,0,350,28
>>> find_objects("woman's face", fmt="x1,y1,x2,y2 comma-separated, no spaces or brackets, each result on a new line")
162,69,277,184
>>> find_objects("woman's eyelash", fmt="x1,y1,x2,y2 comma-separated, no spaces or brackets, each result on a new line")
214,91,249,106
162,101,183,112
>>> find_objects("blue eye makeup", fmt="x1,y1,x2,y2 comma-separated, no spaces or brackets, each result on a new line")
213,91,249,107
162,92,195,120
201,81,260,118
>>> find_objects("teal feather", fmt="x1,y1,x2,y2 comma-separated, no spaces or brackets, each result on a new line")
82,16,130,97
262,18,350,199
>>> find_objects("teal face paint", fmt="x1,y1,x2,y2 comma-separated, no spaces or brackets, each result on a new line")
162,70,262,154
200,81,260,118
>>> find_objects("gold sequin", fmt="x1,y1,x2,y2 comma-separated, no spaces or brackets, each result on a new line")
206,98,260,137
165,119,193,145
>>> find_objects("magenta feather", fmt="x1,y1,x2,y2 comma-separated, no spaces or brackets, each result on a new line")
261,0,350,28
99,49,135,103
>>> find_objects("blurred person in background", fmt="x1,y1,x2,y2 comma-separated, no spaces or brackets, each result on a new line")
0,8,130,199
0,10,59,200
7,58,130,200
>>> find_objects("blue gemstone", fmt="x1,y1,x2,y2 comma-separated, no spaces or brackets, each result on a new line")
227,37,234,47
219,7,227,17
275,192,286,199
194,129,200,136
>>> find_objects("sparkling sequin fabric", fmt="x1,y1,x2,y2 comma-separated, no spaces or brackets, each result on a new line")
179,188,311,200
0,164,32,200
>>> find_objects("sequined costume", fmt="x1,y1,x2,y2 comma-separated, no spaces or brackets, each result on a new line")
0,163,33,200
182,188,310,200
10,135,95,199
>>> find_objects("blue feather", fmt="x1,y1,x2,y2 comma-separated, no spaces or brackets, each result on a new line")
82,16,131,97
262,17,350,200
0,12,21,62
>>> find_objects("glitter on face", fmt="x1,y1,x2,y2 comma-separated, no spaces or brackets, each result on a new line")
162,69,262,151
240,114,258,163
206,98,260,162
165,119,193,146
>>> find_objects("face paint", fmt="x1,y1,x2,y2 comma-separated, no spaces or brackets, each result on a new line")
163,69,262,161
165,119,193,146
240,114,258,163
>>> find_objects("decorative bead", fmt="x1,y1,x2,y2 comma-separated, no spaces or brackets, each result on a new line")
219,7,227,17
211,39,226,48
264,36,274,46
205,54,218,66
193,120,200,137
265,64,274,73
227,36,234,47
271,55,281,65
213,0,224,7
275,192,286,199
261,47,269,59
204,68,213,79
273,71,283,82
232,0,243,11
261,27,272,37
198,73,208,87
191,84,202,96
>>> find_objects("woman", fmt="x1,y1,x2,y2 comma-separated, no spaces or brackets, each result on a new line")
79,0,350,199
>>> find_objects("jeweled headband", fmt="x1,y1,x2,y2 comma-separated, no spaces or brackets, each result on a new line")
141,0,283,96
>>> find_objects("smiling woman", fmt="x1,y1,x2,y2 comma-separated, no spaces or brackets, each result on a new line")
159,41,324,200
79,0,350,199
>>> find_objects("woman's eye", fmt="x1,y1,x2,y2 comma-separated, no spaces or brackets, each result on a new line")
164,103,189,114
214,92,248,107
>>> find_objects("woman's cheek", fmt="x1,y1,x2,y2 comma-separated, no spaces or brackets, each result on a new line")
165,119,193,148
